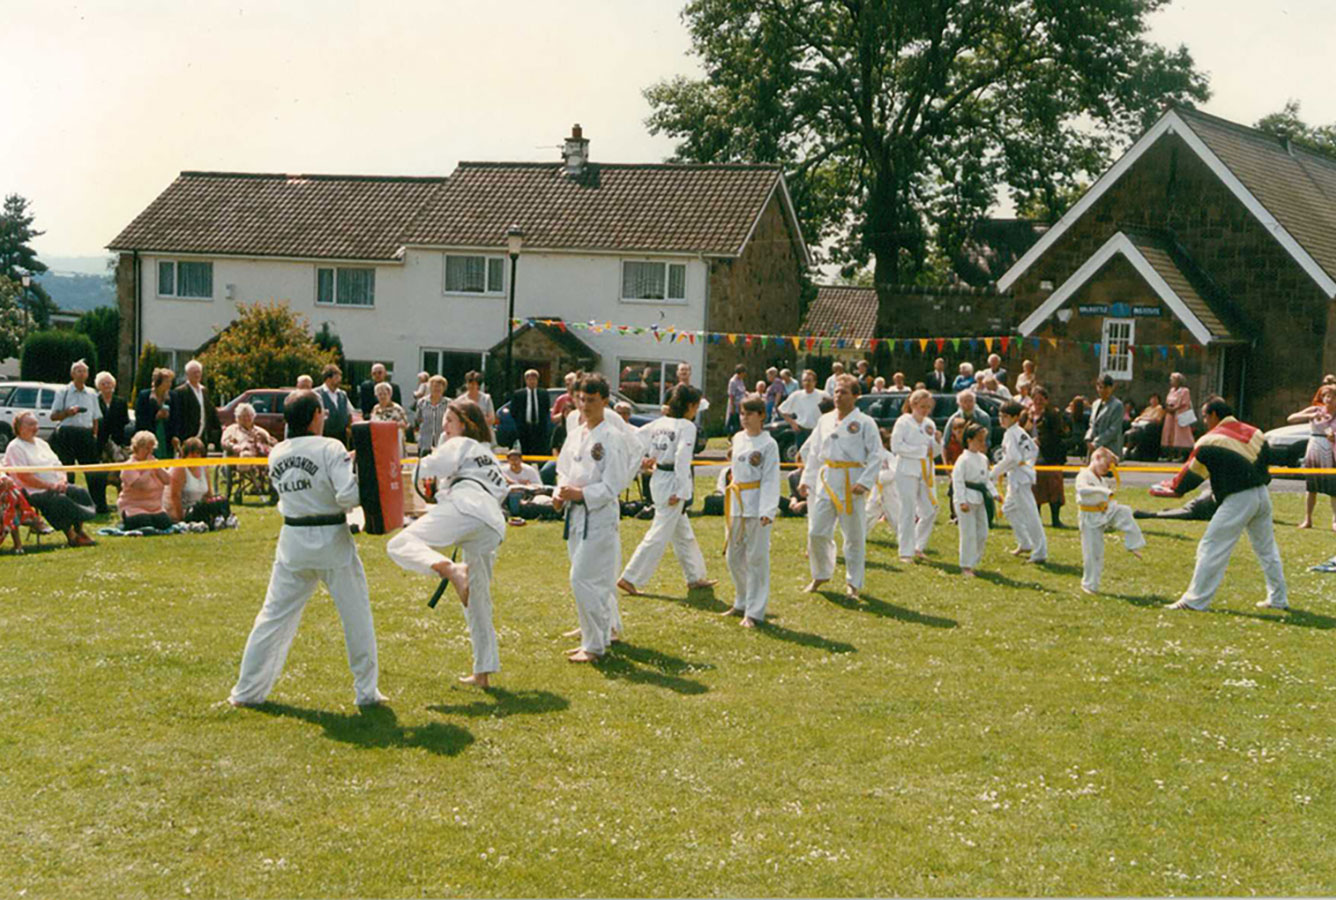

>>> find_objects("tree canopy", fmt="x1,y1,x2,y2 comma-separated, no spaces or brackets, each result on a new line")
197,301,338,399
1255,100,1336,162
0,277,27,362
645,0,1209,285
0,194,57,327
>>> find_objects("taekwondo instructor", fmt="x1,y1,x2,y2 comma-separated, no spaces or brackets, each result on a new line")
228,390,386,708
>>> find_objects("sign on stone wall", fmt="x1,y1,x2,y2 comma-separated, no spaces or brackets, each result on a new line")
1078,304,1109,316
1132,305,1162,317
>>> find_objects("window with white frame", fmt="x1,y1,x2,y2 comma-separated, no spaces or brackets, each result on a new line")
157,260,213,299
421,348,485,393
316,266,375,307
1101,318,1135,381
621,260,687,302
617,358,684,405
444,254,505,295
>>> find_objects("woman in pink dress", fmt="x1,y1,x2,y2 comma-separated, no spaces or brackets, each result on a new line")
1289,384,1336,531
1160,373,1195,460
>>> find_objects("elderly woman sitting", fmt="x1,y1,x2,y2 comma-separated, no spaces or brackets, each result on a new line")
1,411,98,546
221,402,275,457
118,430,174,531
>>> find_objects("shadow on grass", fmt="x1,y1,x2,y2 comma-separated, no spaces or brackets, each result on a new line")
1218,607,1336,630
255,703,474,756
818,589,957,628
633,587,730,614
427,688,569,719
756,621,857,654
969,569,1052,593
596,642,711,694
1035,560,1084,577
1097,591,1172,609
1136,528,1197,542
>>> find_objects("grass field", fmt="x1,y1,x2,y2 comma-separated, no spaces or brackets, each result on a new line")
3,477,1336,897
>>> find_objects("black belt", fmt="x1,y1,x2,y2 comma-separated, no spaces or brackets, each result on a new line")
562,500,589,540
963,481,996,525
656,462,676,472
284,513,347,527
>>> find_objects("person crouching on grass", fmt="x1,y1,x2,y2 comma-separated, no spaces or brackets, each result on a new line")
1076,447,1145,594
993,400,1048,564
890,388,941,563
386,400,508,688
228,390,385,709
721,395,781,626
951,423,997,578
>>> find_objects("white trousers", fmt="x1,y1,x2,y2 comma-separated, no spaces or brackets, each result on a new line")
229,554,380,706
865,470,901,534
893,474,937,559
386,508,503,675
726,517,771,620
620,500,708,588
568,504,619,655
1079,503,1145,592
1179,486,1287,609
957,504,989,570
1003,482,1048,561
808,489,868,588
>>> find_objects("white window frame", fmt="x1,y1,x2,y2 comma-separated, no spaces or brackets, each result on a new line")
443,254,506,297
315,266,376,308
620,260,688,304
1101,318,1135,381
156,259,214,301
616,357,686,405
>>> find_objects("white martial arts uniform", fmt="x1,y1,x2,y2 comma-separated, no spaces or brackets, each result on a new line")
1075,466,1145,593
386,436,508,674
620,416,708,588
864,445,901,536
951,448,996,571
557,416,632,656
725,430,781,620
801,407,882,589
890,414,941,559
994,423,1047,561
229,434,382,706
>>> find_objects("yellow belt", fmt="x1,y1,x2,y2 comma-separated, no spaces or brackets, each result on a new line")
821,460,863,515
723,480,760,549
1079,502,1109,513
920,458,937,507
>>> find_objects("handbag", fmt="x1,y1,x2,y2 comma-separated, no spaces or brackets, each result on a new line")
1176,408,1197,428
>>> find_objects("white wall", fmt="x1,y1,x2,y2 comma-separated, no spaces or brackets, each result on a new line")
139,249,707,393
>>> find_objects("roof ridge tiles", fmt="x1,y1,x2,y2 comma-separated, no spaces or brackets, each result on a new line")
178,170,449,183
453,160,782,172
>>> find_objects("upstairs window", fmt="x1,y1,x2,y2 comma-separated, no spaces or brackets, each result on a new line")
622,260,687,302
158,260,213,299
316,267,375,307
445,255,505,294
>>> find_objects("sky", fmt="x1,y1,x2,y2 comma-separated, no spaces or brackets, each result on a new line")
5,0,1335,262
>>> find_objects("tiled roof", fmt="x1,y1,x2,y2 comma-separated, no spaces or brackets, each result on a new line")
801,285,878,340
108,172,448,261
1123,231,1237,340
1177,108,1336,285
402,162,789,257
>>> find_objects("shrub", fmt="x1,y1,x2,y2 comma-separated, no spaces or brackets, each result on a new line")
19,330,98,383
197,301,338,399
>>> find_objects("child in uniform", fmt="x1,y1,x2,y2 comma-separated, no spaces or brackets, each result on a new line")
722,395,781,626
890,389,941,563
994,400,1048,564
1077,446,1145,593
951,423,998,577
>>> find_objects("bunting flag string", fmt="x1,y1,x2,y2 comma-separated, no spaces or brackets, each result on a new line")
506,318,1210,357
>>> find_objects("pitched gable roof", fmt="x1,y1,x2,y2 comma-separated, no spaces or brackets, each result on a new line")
999,107,1336,297
108,171,447,262
402,162,808,261
801,285,878,340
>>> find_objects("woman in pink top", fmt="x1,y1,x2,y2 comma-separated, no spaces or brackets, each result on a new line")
118,431,172,530
1160,373,1195,459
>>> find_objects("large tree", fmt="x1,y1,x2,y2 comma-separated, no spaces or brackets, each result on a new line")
645,0,1209,285
0,194,57,327
1255,100,1336,162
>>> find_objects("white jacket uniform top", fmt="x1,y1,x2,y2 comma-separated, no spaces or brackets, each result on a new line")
993,423,1038,488
950,448,996,510
799,408,882,503
727,430,781,520
269,435,361,569
1075,467,1116,508
890,414,941,479
557,417,632,510
419,436,508,538
640,415,697,502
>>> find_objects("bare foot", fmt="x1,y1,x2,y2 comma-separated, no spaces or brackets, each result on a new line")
914,552,928,564
458,673,490,688
720,607,744,617
845,584,859,599
740,616,759,628
562,626,582,638
227,697,258,708
432,560,470,608
567,650,600,663
565,645,585,655
1297,520,1312,529
1130,549,1143,560
1081,586,1098,595
1023,557,1046,566
961,568,975,578
617,578,640,596
687,579,718,590
1009,546,1026,556
803,578,827,593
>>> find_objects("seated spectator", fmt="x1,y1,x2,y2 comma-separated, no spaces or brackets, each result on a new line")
952,363,976,392
170,437,232,528
888,372,910,394
118,431,174,531
981,374,1011,399
0,467,50,554
2,412,96,547
501,446,548,523
1125,392,1167,460
221,403,276,457
872,376,887,393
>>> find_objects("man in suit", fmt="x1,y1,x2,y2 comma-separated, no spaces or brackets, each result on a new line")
1085,373,1126,460
314,363,354,446
925,357,950,392
510,368,551,457
169,359,222,456
357,363,401,418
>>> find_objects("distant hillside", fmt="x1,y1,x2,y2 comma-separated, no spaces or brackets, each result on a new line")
42,255,116,276
33,271,116,313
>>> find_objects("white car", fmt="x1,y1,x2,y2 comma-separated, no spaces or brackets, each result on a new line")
0,381,65,452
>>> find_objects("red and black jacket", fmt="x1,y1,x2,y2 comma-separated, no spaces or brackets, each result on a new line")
1169,417,1271,501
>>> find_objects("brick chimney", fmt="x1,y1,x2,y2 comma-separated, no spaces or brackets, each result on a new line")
562,124,589,177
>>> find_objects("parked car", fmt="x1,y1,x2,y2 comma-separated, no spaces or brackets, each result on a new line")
1264,422,1310,468
217,388,363,443
764,391,1007,463
494,387,669,451
0,381,64,452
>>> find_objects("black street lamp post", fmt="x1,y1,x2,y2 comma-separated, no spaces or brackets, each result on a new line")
504,224,524,394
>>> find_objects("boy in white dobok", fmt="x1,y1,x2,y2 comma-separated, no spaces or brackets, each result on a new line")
555,375,632,663
951,423,998,577
993,400,1048,564
864,427,901,537
1077,447,1144,593
619,384,716,595
799,374,882,598
722,395,781,626
890,389,942,563
229,391,385,708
